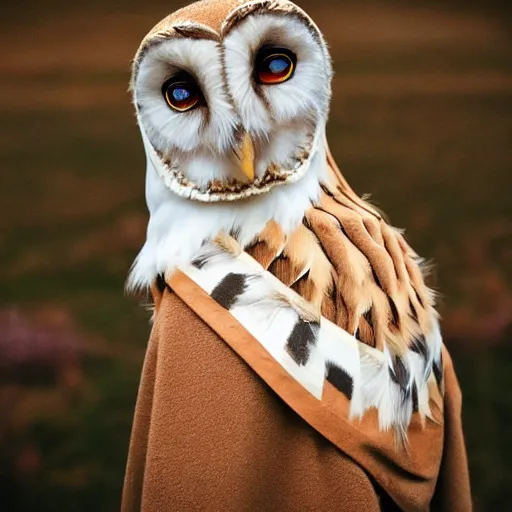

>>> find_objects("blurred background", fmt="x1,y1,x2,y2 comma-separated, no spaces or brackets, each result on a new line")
1,0,510,510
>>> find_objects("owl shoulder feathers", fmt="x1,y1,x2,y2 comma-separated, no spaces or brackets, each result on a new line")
247,142,437,356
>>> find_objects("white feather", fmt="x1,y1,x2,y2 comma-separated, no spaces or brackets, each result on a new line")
127,138,328,291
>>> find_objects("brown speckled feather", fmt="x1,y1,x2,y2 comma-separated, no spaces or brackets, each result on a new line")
247,142,436,354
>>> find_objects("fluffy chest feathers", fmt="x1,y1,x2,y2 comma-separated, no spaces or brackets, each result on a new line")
134,143,437,358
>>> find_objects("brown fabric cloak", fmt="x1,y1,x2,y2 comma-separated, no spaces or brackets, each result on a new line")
121,281,471,512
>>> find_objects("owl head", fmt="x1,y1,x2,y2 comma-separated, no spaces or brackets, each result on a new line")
129,0,335,290
132,0,333,202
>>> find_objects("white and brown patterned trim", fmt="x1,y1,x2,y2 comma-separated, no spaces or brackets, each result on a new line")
173,238,444,445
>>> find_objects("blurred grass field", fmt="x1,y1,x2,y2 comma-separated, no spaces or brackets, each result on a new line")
0,1,511,510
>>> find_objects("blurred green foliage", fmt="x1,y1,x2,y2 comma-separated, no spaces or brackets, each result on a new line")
0,1,510,510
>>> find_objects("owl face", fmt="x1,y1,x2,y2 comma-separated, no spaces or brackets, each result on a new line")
132,0,332,202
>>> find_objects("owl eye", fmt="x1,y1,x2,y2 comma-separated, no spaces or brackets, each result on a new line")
256,48,296,85
162,74,201,112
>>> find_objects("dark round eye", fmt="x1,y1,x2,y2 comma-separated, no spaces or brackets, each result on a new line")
162,75,200,112
256,48,296,85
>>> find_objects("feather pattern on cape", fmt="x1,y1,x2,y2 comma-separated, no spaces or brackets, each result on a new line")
176,222,443,446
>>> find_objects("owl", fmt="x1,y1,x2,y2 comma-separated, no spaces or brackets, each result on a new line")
123,2,471,511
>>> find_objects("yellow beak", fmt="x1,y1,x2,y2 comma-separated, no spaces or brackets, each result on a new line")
238,133,255,182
